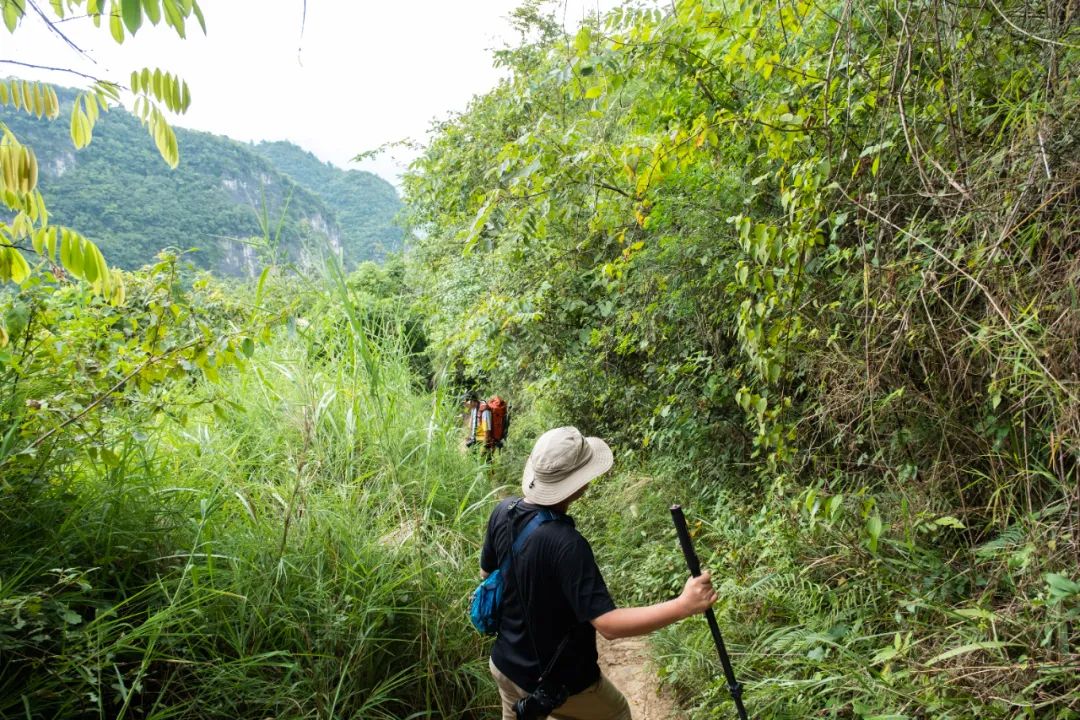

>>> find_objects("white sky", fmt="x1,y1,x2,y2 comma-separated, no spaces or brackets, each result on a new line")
3,1,625,184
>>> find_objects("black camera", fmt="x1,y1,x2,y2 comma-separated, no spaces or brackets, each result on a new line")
513,682,569,720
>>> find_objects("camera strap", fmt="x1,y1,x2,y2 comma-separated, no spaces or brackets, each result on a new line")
536,634,571,684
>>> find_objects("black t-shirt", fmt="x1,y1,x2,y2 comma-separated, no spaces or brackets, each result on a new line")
480,497,617,695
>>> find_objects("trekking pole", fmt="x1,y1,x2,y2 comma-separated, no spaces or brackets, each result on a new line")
670,505,749,720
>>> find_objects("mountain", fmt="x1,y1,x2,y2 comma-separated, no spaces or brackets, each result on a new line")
253,141,403,265
1,86,402,276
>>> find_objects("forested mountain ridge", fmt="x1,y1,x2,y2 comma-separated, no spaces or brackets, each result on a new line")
1,85,402,275
253,141,403,264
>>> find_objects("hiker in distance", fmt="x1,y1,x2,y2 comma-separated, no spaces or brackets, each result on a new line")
464,391,510,454
480,426,718,720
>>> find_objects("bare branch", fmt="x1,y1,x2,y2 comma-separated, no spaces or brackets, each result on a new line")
0,58,107,85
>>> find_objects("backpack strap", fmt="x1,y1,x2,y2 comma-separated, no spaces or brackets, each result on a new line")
504,502,571,685
498,502,556,578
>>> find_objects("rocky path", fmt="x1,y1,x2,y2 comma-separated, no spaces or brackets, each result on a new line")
597,636,677,720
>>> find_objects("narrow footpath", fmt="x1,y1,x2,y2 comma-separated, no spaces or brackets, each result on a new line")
597,637,677,720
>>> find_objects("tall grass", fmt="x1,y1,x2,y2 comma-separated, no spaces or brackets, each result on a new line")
575,458,1080,720
0,273,497,719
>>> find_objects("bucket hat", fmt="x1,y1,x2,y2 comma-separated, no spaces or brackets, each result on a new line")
522,426,613,505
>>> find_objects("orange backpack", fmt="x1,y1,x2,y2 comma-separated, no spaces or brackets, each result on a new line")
470,396,510,449
486,396,508,448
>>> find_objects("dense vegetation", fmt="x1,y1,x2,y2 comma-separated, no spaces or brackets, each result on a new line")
0,258,495,718
2,0,1077,719
404,0,1079,718
2,88,402,275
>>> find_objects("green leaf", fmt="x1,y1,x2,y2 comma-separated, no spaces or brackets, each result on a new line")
925,641,1014,666
865,514,883,552
121,0,143,33
574,27,591,54
2,1,22,32
70,102,87,147
870,645,898,665
0,247,29,283
161,0,185,37
859,140,894,158
1046,573,1080,603
954,607,997,621
191,0,205,33
109,6,125,42
100,447,121,467
141,0,160,24
826,494,843,522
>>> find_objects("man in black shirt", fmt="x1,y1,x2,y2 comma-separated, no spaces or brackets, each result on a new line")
481,426,717,719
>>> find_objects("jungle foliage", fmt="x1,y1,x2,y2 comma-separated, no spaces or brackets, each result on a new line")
404,0,1079,717
2,0,1078,718
0,255,494,718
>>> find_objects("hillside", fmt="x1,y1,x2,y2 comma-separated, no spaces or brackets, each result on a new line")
253,141,403,264
0,87,401,275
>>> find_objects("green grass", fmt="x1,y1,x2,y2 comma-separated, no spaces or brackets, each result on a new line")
0,279,499,719
576,461,1080,720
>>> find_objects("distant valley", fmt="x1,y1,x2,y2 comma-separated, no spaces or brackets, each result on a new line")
1,86,403,277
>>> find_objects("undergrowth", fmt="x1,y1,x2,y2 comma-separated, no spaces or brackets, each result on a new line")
0,265,498,719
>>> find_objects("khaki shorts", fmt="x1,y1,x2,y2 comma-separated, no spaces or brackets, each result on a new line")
489,658,632,720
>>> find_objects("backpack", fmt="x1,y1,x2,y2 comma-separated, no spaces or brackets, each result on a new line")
486,396,509,448
468,396,510,449
469,502,556,635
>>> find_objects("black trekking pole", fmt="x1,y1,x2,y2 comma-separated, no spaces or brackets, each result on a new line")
671,505,749,720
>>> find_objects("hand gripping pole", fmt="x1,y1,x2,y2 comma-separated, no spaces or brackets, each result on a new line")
670,505,749,720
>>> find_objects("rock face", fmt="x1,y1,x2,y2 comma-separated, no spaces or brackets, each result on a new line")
1,85,400,277
253,141,402,265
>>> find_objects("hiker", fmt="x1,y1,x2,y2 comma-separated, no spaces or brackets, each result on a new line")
463,391,484,447
466,393,509,452
480,426,717,720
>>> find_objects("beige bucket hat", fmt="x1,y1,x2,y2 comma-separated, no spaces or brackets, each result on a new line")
522,426,614,505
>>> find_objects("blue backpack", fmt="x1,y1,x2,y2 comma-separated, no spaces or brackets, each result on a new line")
470,503,557,635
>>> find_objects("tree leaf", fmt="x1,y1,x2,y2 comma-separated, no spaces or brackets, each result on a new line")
109,5,126,42
121,0,143,34
141,0,160,24
2,1,22,32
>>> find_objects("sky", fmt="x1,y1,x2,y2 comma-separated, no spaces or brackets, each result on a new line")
3,1,623,184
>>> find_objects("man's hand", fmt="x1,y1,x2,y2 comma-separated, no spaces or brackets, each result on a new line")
591,570,720,640
677,571,717,617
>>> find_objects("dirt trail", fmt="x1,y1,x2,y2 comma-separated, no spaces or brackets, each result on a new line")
597,636,677,720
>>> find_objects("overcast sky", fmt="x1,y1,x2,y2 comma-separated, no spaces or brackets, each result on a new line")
3,1,625,184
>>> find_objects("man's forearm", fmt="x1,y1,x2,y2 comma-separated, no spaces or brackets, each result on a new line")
591,598,691,640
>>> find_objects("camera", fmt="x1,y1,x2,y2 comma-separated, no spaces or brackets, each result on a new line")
513,682,569,720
